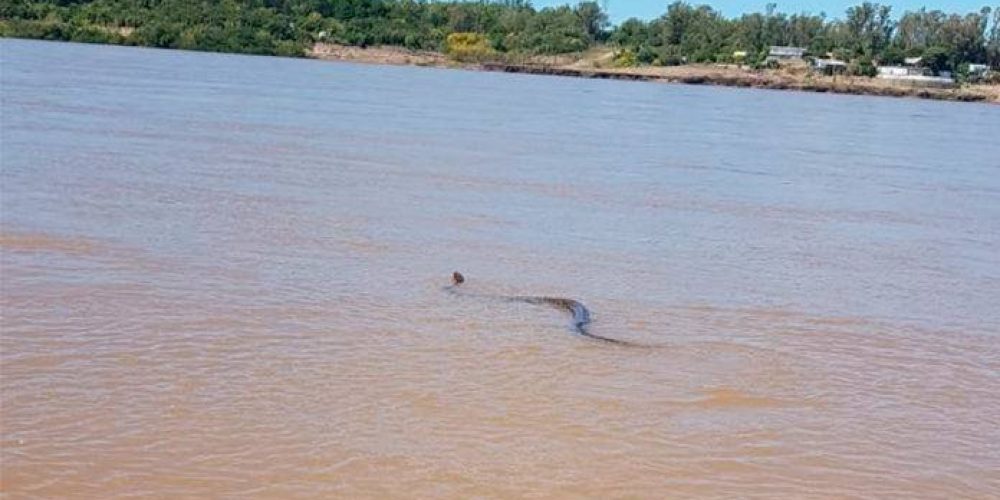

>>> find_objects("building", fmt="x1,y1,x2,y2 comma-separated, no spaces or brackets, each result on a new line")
878,65,927,77
968,63,989,76
812,58,847,75
874,57,936,79
877,65,954,87
766,46,807,62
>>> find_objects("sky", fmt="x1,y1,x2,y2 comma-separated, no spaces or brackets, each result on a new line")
531,0,992,23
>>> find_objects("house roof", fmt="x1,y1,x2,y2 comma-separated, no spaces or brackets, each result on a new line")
769,46,807,57
814,58,846,66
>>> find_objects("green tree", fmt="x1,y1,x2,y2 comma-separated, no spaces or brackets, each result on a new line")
922,45,951,72
574,1,608,42
844,2,894,57
988,6,1000,68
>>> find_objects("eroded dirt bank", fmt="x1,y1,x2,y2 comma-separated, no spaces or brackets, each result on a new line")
309,43,1000,104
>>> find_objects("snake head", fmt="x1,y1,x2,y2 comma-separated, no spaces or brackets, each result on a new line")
452,271,465,285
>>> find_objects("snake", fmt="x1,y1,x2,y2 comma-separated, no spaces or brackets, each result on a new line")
445,271,637,346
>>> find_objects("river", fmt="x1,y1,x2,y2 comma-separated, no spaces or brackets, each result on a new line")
2,38,999,497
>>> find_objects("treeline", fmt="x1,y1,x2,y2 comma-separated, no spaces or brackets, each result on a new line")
611,3,1000,73
0,0,607,56
2,1,998,72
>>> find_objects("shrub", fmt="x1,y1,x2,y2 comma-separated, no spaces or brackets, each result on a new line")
444,32,495,62
636,44,657,64
614,48,637,67
848,55,877,77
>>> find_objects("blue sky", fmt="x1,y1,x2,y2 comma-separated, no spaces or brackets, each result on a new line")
532,1,992,23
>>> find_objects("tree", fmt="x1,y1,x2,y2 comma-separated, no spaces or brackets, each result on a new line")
574,1,608,42
895,8,946,53
988,6,1000,68
921,45,951,72
844,2,894,57
880,45,905,65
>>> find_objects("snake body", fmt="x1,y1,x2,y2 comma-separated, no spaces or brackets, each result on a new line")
446,272,634,345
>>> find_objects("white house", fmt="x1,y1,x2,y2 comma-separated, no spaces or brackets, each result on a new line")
878,66,914,77
812,58,847,74
877,65,954,86
968,63,989,76
767,46,807,61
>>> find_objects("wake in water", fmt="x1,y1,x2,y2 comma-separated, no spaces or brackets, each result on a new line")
445,272,639,346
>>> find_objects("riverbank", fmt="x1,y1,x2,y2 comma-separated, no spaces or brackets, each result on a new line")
310,43,1000,104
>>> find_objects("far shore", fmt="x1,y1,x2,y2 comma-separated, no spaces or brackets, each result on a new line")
310,43,1000,104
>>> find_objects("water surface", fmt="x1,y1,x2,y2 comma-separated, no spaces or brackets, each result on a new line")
2,39,1000,498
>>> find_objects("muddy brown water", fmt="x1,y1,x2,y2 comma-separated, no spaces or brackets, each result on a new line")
2,39,1000,498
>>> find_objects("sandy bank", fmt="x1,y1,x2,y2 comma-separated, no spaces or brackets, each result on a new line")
309,43,999,104
310,43,449,67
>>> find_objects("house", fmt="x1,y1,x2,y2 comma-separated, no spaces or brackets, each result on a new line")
766,46,807,62
968,63,989,76
875,57,934,78
878,53,956,85
877,65,954,87
812,58,847,75
878,65,931,77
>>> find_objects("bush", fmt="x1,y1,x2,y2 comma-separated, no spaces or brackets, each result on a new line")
880,46,905,66
445,32,495,62
636,44,657,64
613,48,637,67
69,25,119,44
657,45,685,66
274,40,304,57
848,55,877,77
